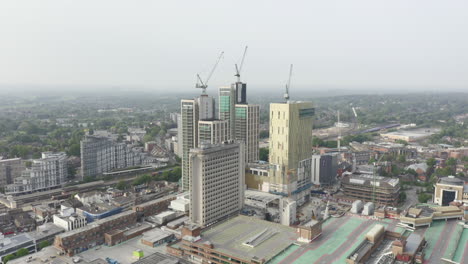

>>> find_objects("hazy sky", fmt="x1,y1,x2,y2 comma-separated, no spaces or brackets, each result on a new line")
1,0,467,92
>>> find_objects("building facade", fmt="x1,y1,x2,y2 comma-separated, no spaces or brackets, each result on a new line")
180,99,199,191
219,86,236,140
0,158,24,188
311,154,338,186
198,120,229,145
341,174,401,206
189,141,245,226
264,101,314,199
5,152,68,195
235,104,260,164
434,176,468,206
80,135,148,179
54,211,137,256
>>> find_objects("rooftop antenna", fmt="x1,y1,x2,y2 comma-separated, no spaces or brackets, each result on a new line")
196,51,224,94
284,64,293,101
234,46,248,83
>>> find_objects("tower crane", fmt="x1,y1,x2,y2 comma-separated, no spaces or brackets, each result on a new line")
284,64,293,101
234,46,248,83
196,51,224,94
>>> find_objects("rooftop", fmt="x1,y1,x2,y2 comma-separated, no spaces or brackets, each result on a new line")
405,233,424,255
0,233,34,251
342,174,400,188
180,215,297,262
439,175,464,186
56,210,135,239
381,128,439,138
141,228,172,243
134,252,190,264
244,189,282,208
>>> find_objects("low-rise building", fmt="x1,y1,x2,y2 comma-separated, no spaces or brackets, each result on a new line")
392,233,426,263
0,233,36,262
433,175,468,206
132,195,176,219
141,228,174,247
168,215,300,264
5,152,68,195
399,206,464,227
341,174,401,206
54,210,137,256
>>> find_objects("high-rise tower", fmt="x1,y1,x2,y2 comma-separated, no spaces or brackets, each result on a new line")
235,104,259,164
219,86,236,139
198,120,229,145
189,141,245,226
264,101,314,198
180,99,199,191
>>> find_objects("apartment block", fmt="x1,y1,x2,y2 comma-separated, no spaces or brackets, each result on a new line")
219,86,236,139
80,135,147,178
0,158,24,188
235,104,260,163
180,99,199,191
198,120,229,145
5,152,68,195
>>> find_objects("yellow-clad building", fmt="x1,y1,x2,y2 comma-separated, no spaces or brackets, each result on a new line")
262,101,314,200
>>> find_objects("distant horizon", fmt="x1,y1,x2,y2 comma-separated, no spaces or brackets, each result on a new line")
0,83,466,96
1,1,468,92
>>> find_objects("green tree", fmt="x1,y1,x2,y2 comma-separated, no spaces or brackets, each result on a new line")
446,157,457,167
426,158,436,167
399,191,407,203
67,166,77,179
435,167,454,177
67,143,81,156
395,139,409,146
406,168,418,176
397,155,406,163
115,180,127,190
259,148,269,162
3,254,16,263
38,240,50,250
418,193,432,203
16,248,29,257
132,174,152,186
259,130,269,139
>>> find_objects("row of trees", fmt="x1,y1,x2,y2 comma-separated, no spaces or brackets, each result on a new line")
115,167,182,190
2,241,49,264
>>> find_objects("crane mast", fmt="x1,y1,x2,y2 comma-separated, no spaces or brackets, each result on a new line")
234,46,248,83
284,64,293,101
196,51,224,94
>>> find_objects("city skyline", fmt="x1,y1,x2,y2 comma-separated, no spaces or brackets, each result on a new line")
1,1,467,91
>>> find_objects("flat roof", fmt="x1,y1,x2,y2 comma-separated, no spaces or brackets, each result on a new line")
135,194,176,208
141,228,172,243
187,215,297,262
57,210,135,239
134,252,190,264
343,174,400,188
0,233,34,251
381,128,439,138
405,233,423,254
244,189,282,207
123,223,152,237
155,211,176,218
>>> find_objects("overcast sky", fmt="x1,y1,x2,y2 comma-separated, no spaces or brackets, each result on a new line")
0,0,467,92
